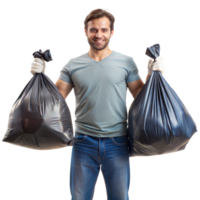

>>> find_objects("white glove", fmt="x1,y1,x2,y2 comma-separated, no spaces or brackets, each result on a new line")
147,56,165,75
30,58,46,75
147,59,154,75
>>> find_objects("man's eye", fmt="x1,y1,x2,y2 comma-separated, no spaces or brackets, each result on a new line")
90,29,107,32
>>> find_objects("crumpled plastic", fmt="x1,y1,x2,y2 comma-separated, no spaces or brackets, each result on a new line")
2,49,74,150
127,44,197,157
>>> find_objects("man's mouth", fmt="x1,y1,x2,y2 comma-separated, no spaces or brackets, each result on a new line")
94,40,104,44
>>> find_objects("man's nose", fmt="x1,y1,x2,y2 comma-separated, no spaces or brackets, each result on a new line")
95,31,103,38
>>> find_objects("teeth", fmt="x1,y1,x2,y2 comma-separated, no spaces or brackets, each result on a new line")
95,40,102,42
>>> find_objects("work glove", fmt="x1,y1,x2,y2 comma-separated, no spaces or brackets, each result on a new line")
30,57,46,75
148,56,165,75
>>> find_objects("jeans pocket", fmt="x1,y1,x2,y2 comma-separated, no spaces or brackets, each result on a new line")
111,135,128,145
73,134,87,143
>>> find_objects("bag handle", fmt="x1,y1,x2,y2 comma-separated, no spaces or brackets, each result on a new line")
145,43,160,63
32,49,53,62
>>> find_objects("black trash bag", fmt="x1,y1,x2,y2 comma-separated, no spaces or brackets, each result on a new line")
2,49,74,150
127,44,197,157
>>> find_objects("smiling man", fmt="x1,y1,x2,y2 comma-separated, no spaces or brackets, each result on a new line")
30,8,164,200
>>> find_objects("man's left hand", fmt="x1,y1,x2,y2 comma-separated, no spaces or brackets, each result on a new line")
147,56,165,75
152,55,167,76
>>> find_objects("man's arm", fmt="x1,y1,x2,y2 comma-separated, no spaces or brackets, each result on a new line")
134,75,151,98
127,75,151,99
145,75,151,83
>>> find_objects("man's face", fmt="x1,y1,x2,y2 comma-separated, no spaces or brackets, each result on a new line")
85,16,114,51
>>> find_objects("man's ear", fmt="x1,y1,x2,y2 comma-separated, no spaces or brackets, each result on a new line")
82,26,87,36
111,29,116,39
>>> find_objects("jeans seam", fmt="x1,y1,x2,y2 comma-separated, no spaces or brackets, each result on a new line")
101,139,106,160
111,137,128,145
74,135,87,143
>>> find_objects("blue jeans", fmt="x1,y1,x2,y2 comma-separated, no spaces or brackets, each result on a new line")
70,132,130,200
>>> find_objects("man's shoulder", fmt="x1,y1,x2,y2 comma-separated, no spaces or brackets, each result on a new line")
114,50,132,59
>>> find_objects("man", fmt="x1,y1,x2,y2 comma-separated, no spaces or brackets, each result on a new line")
30,8,164,200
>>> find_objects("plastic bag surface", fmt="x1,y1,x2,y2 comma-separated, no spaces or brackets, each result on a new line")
2,50,74,150
128,44,197,157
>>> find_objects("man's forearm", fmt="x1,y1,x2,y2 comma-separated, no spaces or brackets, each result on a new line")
133,74,151,99
146,74,151,82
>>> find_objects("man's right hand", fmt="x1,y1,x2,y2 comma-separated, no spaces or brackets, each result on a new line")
31,58,46,75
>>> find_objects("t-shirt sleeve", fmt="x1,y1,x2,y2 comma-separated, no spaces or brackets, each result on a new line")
126,58,141,83
58,60,74,85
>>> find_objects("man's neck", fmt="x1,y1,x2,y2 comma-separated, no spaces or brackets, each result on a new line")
88,49,113,62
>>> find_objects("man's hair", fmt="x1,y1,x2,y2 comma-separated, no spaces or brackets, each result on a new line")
84,9,115,32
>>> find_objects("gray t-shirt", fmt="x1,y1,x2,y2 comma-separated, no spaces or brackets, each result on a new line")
59,50,141,138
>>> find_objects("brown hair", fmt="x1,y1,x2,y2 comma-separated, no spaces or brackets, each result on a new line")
84,9,115,32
